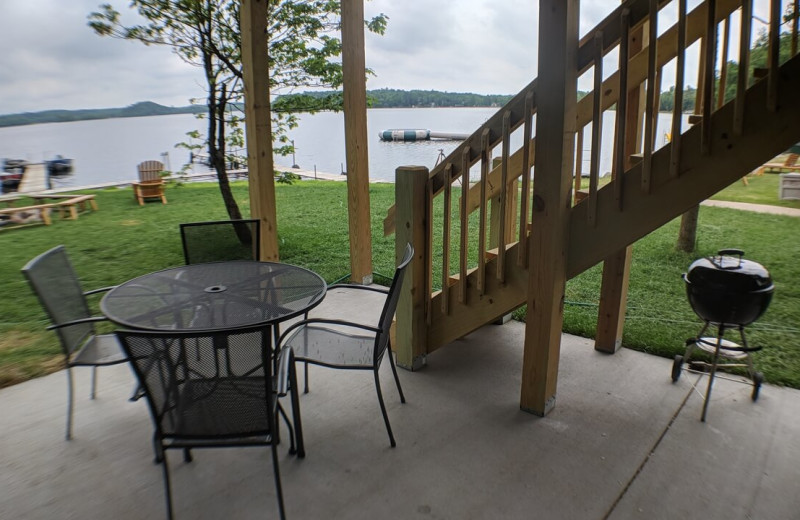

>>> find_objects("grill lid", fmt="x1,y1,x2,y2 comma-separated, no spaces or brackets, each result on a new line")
685,249,772,293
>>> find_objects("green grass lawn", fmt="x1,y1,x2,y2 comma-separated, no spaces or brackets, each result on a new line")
1,178,798,390
711,172,800,209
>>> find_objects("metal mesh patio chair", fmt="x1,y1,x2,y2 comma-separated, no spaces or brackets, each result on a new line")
278,243,413,447
179,219,260,265
116,325,303,520
21,245,128,440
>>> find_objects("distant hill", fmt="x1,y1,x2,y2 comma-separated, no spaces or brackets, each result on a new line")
274,89,515,111
0,89,521,128
0,101,206,128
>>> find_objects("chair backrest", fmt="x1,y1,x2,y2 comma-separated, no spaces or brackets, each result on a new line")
21,245,94,356
137,160,165,182
116,325,276,439
786,154,799,167
180,219,261,264
374,243,414,361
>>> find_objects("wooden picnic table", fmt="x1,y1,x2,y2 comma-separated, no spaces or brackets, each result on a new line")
27,193,98,220
0,203,54,228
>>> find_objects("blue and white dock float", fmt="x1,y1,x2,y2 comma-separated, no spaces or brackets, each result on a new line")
379,129,468,141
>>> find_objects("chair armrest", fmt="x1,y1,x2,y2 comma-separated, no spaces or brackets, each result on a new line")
327,284,389,296
278,317,382,346
275,345,295,397
84,285,117,296
46,315,108,331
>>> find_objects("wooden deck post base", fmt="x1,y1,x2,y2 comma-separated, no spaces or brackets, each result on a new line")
519,0,578,416
395,166,429,371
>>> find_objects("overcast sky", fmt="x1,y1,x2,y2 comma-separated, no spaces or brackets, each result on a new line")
0,0,773,115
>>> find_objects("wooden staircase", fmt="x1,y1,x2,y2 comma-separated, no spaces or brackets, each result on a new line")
390,0,800,413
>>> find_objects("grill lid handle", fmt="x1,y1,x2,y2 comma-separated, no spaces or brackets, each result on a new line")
712,248,744,270
718,248,744,257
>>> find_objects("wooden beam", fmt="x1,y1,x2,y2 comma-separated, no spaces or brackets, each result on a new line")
381,0,742,238
567,54,800,277
595,19,644,354
455,0,741,231
428,246,529,350
520,0,578,417
241,0,279,261
342,0,373,284
395,166,429,370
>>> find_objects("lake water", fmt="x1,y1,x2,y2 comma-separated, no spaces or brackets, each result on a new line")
0,107,685,188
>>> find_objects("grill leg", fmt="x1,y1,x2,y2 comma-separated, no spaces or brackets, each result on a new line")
90,366,97,400
701,325,725,422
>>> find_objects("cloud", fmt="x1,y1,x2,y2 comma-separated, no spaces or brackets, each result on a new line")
1,0,635,114
0,0,203,113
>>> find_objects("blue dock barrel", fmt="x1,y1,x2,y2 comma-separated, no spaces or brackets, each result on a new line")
379,129,431,141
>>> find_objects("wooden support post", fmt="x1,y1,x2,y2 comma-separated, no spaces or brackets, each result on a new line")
395,166,429,371
241,0,279,261
520,0,578,416
594,19,644,354
342,0,373,284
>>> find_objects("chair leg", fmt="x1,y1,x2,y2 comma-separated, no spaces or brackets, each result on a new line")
290,363,305,458
65,366,75,441
304,362,309,394
374,370,396,448
387,349,406,404
160,450,175,520
183,448,193,463
153,435,164,464
90,366,97,400
270,443,287,520
277,403,295,454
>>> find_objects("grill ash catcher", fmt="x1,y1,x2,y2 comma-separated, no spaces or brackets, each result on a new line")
671,249,774,421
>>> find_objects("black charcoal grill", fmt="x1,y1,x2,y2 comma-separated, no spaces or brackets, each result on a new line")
671,249,774,421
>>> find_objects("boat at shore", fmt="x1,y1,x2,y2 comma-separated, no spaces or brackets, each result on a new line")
1,159,26,193
1,156,74,194
46,156,73,176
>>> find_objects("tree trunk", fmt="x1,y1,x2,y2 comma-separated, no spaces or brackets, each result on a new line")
203,83,249,245
676,204,699,252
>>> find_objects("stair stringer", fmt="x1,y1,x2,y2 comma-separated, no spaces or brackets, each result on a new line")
425,54,800,353
427,243,529,352
567,53,800,278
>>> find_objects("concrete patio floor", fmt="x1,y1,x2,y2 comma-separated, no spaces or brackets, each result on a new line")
2,320,799,520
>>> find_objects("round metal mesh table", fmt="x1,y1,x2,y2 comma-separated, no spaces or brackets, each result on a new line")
101,261,327,331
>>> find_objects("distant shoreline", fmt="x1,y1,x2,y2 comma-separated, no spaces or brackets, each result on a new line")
0,101,205,129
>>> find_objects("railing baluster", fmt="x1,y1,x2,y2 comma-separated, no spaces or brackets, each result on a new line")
498,111,510,283
701,0,716,153
671,0,687,174
518,91,534,268
734,0,752,135
767,0,780,112
652,66,662,148
793,0,799,56
615,8,630,207
426,178,433,326
441,163,452,316
717,15,731,110
642,0,658,192
574,127,585,201
588,31,603,226
478,129,489,295
459,147,469,304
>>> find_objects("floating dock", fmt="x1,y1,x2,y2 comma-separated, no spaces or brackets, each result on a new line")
18,163,49,193
379,129,469,142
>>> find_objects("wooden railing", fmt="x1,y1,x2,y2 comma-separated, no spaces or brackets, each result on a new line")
392,0,800,360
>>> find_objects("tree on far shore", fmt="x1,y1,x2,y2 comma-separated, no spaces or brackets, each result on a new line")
89,0,386,224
